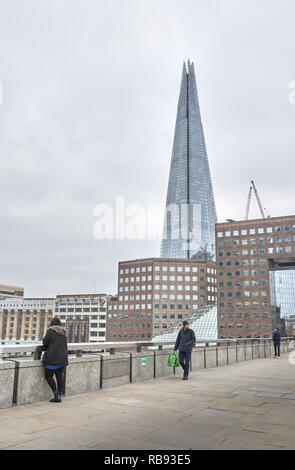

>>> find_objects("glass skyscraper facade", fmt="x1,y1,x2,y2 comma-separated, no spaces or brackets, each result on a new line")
269,257,295,332
273,270,295,318
161,60,217,260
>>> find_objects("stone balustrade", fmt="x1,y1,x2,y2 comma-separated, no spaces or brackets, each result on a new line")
0,337,293,409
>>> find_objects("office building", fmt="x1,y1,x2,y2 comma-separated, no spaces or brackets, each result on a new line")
107,257,217,341
55,294,107,342
0,297,54,341
216,215,295,339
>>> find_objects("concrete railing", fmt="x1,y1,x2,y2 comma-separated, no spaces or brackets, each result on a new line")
0,337,293,409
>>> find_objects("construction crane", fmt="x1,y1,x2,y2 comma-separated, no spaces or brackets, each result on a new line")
245,180,268,220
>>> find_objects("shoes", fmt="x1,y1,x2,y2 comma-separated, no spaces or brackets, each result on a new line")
49,392,62,403
183,376,188,380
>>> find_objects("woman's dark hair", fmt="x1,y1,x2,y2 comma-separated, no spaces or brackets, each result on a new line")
50,316,61,327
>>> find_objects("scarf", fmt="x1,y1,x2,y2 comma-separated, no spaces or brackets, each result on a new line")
48,325,67,336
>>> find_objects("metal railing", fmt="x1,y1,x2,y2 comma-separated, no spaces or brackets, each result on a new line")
0,337,293,360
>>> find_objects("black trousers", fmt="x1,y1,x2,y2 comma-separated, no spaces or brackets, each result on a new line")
45,367,64,394
179,351,191,377
274,341,280,357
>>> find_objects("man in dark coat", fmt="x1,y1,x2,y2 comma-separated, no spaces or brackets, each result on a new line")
43,316,68,402
272,328,281,358
174,320,196,380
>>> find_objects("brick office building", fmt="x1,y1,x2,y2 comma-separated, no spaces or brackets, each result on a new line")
107,257,217,341
215,215,295,339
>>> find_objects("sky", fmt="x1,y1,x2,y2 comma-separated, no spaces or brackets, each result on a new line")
0,0,294,297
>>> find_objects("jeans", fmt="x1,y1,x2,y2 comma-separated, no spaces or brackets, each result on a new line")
179,351,191,377
274,342,280,357
45,367,64,395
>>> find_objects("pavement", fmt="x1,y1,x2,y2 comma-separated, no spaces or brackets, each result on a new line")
1,352,295,450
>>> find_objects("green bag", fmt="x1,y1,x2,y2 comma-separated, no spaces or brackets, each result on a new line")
168,351,180,367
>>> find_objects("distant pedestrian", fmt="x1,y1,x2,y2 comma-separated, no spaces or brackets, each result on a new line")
43,317,68,402
174,320,196,380
272,328,281,358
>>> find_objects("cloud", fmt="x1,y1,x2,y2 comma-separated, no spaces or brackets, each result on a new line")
0,0,294,296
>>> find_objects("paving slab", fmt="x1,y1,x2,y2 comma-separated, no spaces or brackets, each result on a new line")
1,352,295,450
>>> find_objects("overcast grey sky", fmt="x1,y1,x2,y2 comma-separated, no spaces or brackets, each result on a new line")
0,0,294,297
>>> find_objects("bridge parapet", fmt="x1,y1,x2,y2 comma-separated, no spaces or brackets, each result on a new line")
0,338,293,409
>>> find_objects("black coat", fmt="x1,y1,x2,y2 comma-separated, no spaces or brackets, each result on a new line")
42,327,68,366
272,329,281,343
174,328,196,353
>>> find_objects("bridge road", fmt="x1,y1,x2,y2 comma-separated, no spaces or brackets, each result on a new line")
0,352,295,450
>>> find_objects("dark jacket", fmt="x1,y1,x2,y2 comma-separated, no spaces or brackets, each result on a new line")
174,328,196,353
42,326,68,366
272,329,281,342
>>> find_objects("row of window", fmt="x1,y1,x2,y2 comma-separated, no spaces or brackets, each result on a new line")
110,324,151,329
56,308,101,313
220,335,270,339
116,294,200,301
89,332,105,337
0,305,52,309
118,284,216,294
154,304,196,310
119,266,215,274
220,291,268,297
220,301,268,307
219,245,293,254
219,259,266,267
118,284,216,292
220,313,269,318
218,269,267,277
108,299,212,311
220,335,269,339
220,323,270,329
154,313,183,319
59,315,105,320
218,237,295,249
217,225,295,238
219,280,267,287
108,313,151,319
111,295,201,305
107,332,151,338
218,239,295,248
60,321,105,329
120,266,152,274
119,275,215,283
57,299,101,305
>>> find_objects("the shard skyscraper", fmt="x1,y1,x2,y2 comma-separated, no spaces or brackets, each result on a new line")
160,60,217,260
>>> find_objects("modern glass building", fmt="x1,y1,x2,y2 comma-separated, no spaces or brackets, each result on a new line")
269,257,295,333
273,270,295,317
160,60,217,260
152,304,217,344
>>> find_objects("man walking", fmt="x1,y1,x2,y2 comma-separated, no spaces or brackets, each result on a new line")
273,327,281,358
174,320,196,380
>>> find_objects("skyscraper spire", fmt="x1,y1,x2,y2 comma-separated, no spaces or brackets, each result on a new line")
160,61,217,260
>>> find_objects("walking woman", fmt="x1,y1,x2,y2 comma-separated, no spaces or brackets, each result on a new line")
43,316,68,403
